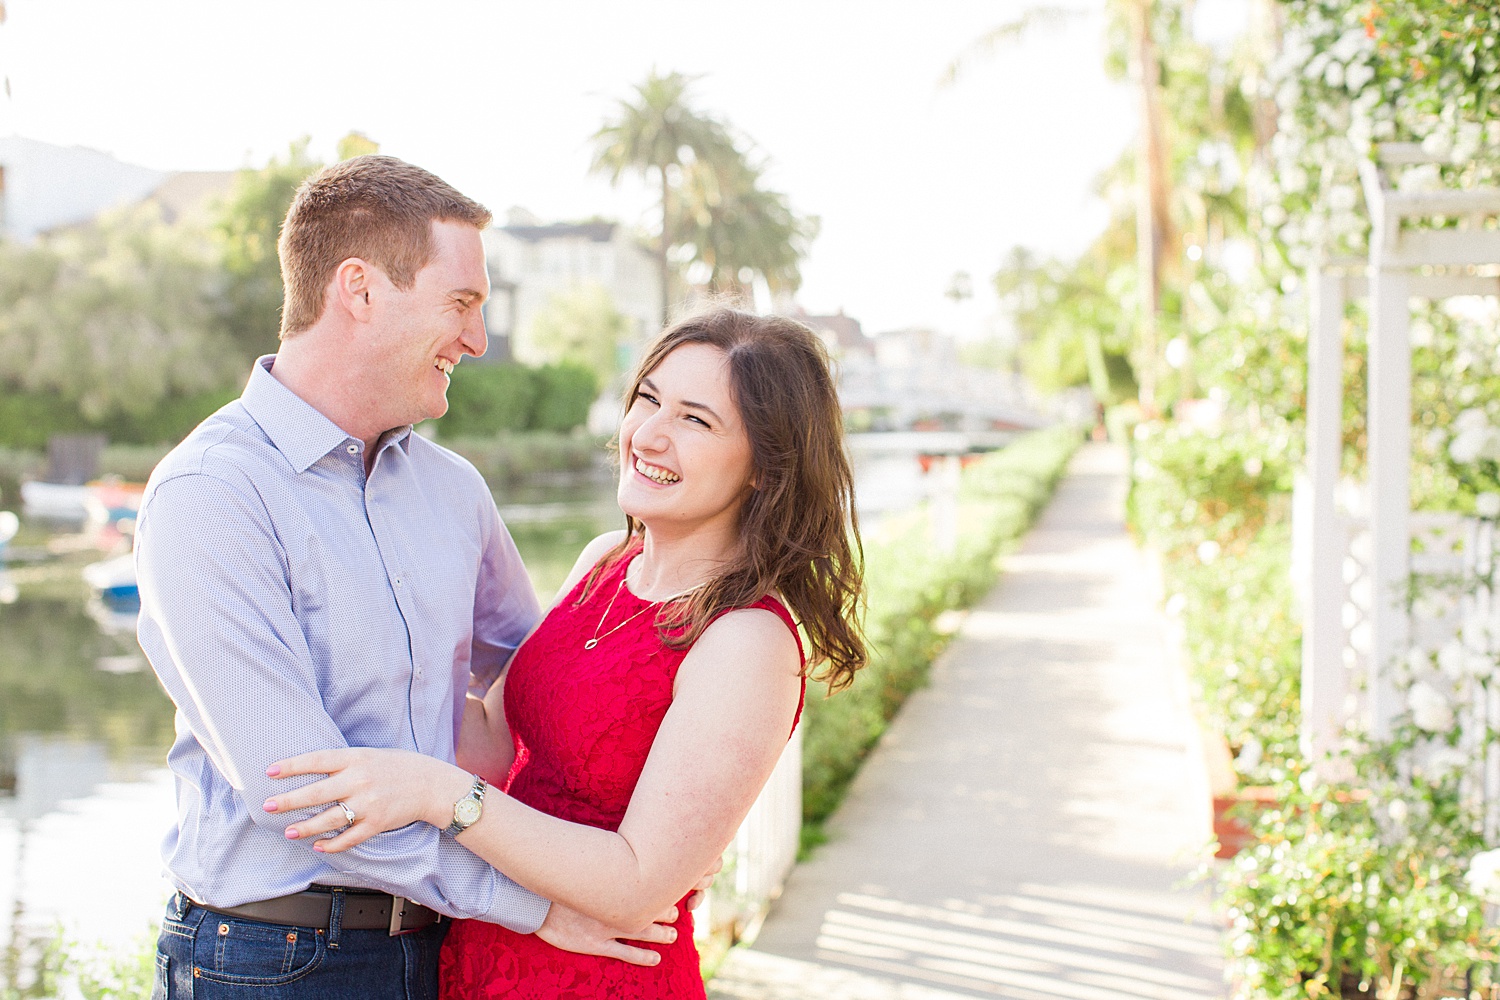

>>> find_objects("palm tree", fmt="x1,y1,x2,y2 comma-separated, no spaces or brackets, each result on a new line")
671,154,818,308
591,71,738,327
946,1,1175,408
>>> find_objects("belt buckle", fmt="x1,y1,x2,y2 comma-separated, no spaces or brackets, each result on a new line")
389,895,413,936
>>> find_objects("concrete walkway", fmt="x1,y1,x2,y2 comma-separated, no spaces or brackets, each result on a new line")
709,443,1228,1000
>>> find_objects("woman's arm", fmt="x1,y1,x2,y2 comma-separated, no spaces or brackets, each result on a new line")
267,606,801,929
456,530,628,779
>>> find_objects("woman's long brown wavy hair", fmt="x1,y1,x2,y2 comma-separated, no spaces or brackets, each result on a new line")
581,307,867,691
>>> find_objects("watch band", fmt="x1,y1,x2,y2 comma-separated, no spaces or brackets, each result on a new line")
443,775,487,837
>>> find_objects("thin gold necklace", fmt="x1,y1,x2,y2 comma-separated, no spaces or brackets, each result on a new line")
584,569,702,650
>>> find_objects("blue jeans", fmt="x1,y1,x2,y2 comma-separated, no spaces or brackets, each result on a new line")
151,891,449,999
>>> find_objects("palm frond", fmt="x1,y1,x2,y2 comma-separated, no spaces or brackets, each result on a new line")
939,6,1088,87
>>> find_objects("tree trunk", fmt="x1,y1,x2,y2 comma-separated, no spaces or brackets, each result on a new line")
1127,0,1172,411
659,168,672,330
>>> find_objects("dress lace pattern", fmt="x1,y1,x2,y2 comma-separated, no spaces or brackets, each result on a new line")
439,543,805,999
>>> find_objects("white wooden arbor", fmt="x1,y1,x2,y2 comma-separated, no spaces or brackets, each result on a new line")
1301,142,1500,760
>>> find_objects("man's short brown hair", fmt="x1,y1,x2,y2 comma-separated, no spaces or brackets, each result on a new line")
277,155,492,337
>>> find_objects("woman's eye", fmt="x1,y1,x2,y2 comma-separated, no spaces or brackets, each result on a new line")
636,391,659,405
687,415,710,427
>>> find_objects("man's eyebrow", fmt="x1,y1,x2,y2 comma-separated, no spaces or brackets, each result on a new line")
641,376,723,423
451,287,486,304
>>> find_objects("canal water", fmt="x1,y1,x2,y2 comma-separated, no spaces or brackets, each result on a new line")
0,448,941,972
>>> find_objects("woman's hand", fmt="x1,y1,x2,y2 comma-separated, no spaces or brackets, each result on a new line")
263,748,473,852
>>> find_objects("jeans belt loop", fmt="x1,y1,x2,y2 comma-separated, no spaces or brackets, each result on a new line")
328,887,344,950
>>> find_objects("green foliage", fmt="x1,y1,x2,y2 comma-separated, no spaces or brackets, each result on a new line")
439,431,603,486
1129,422,1296,557
530,363,599,433
671,155,819,300
443,364,540,436
993,245,1136,401
2,924,158,1000
521,285,632,383
441,362,597,437
0,209,243,426
591,70,815,312
800,425,1082,831
1129,424,1302,781
0,387,236,452
1219,766,1499,1000
213,138,321,357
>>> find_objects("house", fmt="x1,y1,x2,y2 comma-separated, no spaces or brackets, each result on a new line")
789,308,877,365
481,208,660,365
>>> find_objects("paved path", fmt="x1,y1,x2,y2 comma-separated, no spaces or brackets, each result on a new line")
709,443,1228,1000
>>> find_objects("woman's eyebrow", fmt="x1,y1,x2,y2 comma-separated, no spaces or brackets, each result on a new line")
641,377,723,422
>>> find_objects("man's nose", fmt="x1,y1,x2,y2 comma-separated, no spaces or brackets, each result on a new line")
462,309,488,359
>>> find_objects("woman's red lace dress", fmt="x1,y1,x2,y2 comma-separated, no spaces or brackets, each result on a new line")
439,545,805,999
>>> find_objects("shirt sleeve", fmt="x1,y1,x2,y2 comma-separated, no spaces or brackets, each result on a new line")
468,500,543,696
135,471,550,932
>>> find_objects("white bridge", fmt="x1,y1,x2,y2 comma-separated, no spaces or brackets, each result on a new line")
836,364,1051,432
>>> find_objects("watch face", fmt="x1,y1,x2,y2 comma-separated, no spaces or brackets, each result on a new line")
455,798,483,826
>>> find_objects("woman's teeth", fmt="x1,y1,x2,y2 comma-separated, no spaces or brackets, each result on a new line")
435,358,455,375
635,458,680,484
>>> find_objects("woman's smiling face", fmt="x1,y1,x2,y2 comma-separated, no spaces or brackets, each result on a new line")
616,342,756,537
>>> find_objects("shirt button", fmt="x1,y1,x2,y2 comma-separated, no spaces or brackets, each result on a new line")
394,577,403,587
346,444,358,454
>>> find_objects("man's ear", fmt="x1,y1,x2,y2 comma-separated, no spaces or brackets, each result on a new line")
334,258,374,320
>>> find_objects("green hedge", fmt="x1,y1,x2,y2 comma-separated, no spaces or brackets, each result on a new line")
0,387,237,451
441,431,605,486
800,424,1082,839
442,362,597,437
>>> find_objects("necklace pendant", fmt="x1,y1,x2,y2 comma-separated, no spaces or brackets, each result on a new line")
584,639,599,650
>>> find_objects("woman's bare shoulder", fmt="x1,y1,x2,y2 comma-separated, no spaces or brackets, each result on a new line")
553,530,630,604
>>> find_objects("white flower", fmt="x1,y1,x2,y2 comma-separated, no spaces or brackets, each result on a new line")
1426,746,1470,779
1464,619,1497,656
1164,593,1187,618
1438,640,1468,679
1421,131,1454,159
1237,737,1264,773
1387,798,1409,823
1243,456,1264,477
1323,61,1345,89
1468,849,1500,900
1345,62,1375,92
1477,493,1500,519
1328,185,1358,212
1197,540,1222,564
1454,121,1484,163
1409,681,1455,732
1398,163,1444,193
1449,426,1494,464
1455,408,1491,435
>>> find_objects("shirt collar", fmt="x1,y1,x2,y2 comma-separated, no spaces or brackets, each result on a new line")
240,356,414,473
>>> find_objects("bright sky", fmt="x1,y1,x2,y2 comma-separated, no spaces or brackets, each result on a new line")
0,0,1141,340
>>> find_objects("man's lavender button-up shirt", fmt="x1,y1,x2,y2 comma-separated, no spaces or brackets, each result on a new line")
135,356,549,931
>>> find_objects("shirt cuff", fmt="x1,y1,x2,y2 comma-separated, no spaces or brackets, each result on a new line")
482,877,552,934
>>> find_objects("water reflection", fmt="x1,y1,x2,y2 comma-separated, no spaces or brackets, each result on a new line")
0,476,626,969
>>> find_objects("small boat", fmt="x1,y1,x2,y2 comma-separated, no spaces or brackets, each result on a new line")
0,510,17,551
82,553,139,611
20,481,91,522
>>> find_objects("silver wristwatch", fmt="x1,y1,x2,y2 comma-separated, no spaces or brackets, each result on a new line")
443,775,487,837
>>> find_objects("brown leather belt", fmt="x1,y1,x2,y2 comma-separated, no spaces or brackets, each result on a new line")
192,886,442,935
